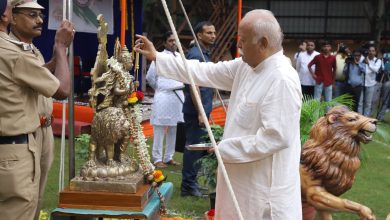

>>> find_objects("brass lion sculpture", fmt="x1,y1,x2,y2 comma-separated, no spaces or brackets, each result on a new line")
300,106,377,220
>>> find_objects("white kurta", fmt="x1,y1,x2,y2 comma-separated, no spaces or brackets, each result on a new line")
296,51,320,86
146,50,184,126
156,50,302,220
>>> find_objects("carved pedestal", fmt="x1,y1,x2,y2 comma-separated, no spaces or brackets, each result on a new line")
59,184,152,211
59,169,150,211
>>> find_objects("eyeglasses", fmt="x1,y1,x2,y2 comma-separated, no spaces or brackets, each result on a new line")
14,11,46,20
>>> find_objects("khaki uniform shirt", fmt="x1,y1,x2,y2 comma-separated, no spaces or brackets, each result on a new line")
9,32,53,118
0,31,59,136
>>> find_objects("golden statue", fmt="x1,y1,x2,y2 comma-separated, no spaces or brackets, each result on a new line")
71,15,154,193
300,106,377,220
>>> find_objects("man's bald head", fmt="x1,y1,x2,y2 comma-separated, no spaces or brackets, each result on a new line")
237,9,284,67
240,9,283,50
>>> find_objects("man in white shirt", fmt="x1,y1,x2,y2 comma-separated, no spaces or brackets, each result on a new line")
135,9,302,220
146,31,184,168
296,40,319,96
358,46,382,116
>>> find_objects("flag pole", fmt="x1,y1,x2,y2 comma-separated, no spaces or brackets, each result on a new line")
235,0,242,58
120,0,126,48
67,0,76,180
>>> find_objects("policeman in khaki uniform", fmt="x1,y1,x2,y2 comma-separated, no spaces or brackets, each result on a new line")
0,0,74,219
9,1,58,219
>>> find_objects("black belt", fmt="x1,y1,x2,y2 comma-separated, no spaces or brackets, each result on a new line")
0,134,28,144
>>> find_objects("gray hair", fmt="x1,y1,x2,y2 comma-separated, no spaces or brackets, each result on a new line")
246,10,284,49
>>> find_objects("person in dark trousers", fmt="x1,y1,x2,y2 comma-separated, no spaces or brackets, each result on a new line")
181,21,216,197
343,50,364,111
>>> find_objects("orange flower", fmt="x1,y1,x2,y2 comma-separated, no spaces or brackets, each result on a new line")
153,170,163,179
130,92,137,98
153,170,165,183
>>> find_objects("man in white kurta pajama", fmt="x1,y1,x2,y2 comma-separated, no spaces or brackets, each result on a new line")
135,9,302,220
146,47,184,167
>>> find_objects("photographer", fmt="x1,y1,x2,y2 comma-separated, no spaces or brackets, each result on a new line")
358,45,382,116
343,51,364,111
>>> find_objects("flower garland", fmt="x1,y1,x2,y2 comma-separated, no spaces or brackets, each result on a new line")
128,99,167,214
128,103,153,175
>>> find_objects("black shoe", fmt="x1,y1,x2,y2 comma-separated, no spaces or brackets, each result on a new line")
180,189,205,197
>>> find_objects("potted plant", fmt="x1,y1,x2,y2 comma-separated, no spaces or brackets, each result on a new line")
198,124,224,209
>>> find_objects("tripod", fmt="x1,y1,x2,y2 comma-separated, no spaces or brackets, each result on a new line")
376,71,390,119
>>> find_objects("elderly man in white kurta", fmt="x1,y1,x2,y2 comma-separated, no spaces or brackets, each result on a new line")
135,9,302,220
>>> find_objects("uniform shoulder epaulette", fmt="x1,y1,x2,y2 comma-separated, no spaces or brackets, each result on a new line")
1,35,33,51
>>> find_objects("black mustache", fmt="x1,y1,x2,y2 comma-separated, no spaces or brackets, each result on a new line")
33,26,42,29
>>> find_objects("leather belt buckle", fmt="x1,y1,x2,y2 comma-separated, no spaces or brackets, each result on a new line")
40,115,53,127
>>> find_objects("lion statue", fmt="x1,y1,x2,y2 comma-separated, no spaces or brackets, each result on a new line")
300,106,377,220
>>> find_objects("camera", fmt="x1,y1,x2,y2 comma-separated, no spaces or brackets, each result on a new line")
360,41,375,57
361,49,369,57
345,54,354,63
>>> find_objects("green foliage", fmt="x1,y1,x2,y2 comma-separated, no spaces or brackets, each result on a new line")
202,124,224,143
198,153,218,191
75,134,90,161
197,124,224,192
300,94,354,145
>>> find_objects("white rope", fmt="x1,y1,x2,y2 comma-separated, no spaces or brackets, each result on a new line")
59,101,66,192
160,1,244,219
177,0,228,114
58,0,67,193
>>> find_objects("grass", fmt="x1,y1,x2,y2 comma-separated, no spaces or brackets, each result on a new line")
42,122,390,219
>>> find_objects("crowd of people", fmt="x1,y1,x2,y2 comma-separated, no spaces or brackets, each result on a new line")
294,39,390,121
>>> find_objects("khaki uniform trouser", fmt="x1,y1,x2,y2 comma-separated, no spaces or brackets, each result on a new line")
0,133,40,220
34,126,54,220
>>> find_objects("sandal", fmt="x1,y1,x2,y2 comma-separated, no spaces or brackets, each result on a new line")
154,161,168,168
165,160,181,166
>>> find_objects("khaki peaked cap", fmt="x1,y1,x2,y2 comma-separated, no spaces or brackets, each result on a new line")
10,0,44,9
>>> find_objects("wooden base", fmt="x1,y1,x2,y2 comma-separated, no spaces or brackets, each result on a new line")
59,184,152,211
69,170,144,193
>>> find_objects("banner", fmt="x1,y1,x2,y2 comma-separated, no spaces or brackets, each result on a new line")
48,0,114,34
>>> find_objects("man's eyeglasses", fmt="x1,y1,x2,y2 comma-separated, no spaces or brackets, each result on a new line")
14,11,46,20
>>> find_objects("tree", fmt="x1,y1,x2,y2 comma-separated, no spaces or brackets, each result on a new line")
363,0,390,44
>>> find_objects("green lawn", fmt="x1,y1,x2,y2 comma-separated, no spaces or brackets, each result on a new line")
42,123,390,219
